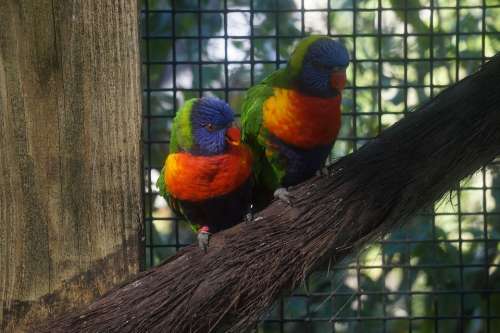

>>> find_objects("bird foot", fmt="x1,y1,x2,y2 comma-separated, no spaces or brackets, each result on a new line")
197,227,211,253
245,204,254,223
274,187,293,205
315,166,329,177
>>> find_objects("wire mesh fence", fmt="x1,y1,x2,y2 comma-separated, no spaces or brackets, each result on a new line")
141,0,500,332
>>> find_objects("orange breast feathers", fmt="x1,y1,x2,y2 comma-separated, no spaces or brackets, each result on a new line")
262,88,342,149
165,145,252,202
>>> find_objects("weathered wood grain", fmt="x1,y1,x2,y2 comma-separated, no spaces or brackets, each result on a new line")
0,1,142,331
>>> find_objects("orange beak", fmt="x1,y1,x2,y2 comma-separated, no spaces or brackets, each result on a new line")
331,70,347,92
225,127,241,146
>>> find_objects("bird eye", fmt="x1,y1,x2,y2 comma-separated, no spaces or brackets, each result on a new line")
203,123,215,132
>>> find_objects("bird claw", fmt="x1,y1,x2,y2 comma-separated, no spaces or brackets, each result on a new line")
274,187,293,205
316,166,329,177
245,204,254,223
197,230,211,253
245,212,253,223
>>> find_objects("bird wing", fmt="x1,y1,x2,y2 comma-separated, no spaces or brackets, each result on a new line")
157,165,184,217
241,70,288,193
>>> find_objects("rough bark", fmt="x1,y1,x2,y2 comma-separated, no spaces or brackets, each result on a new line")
0,1,142,331
44,56,500,333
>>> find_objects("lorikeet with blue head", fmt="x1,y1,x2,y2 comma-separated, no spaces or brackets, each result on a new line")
157,97,253,252
241,35,349,207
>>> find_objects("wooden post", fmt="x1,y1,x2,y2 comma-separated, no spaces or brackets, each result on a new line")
0,1,142,331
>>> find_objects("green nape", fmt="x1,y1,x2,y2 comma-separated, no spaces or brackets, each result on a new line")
156,98,198,212
287,35,331,80
257,35,332,89
169,98,198,153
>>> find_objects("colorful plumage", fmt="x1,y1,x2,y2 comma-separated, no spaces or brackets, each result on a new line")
157,97,253,251
241,35,349,206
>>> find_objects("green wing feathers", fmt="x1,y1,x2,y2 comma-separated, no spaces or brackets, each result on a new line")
241,84,270,143
157,166,168,198
240,82,273,181
157,165,184,217
240,71,289,191
240,69,289,145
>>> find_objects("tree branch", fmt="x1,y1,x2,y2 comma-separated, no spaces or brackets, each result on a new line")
41,54,500,333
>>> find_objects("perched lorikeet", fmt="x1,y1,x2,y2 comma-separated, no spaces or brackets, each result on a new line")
241,35,349,206
157,97,253,252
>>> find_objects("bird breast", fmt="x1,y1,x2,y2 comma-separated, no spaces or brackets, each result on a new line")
165,145,252,201
262,88,342,149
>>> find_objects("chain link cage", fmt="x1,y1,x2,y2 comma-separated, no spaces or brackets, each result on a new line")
141,0,500,332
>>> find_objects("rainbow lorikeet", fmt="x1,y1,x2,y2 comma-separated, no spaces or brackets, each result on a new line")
157,97,253,252
241,35,349,206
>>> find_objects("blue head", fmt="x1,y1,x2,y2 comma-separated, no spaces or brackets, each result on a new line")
190,97,237,156
297,38,349,97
